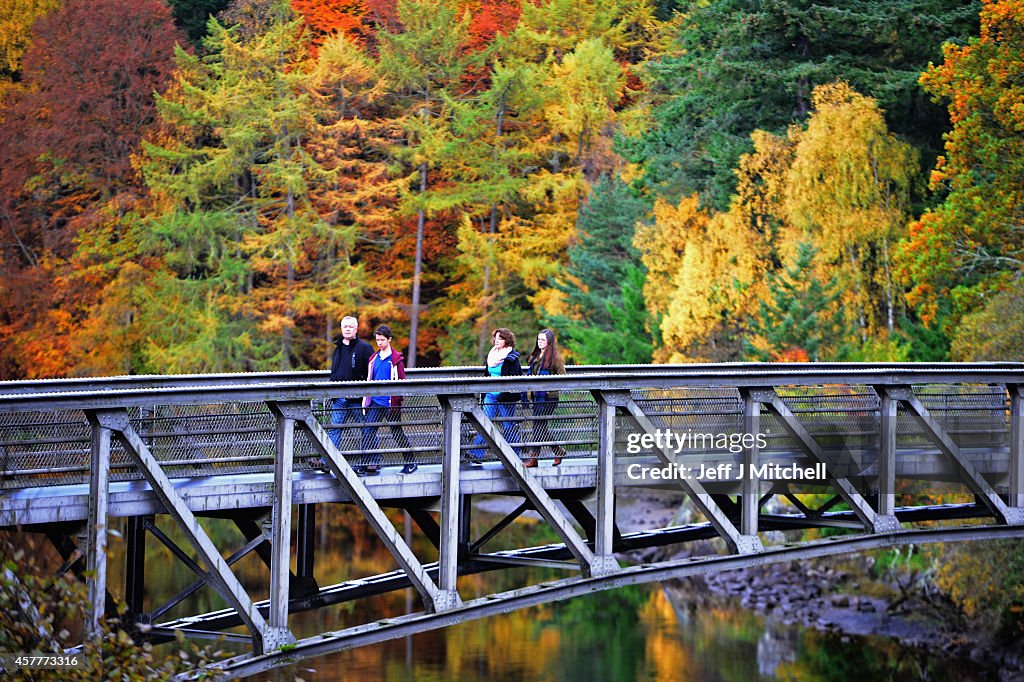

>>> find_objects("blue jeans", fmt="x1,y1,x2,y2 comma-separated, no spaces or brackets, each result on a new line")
328,398,363,450
470,394,521,459
361,405,411,468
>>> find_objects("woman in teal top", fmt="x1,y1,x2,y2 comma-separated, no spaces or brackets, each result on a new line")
469,328,523,462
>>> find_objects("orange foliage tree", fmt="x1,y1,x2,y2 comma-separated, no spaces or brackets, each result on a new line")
0,0,184,378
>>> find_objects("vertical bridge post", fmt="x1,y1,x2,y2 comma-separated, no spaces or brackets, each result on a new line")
437,395,470,599
591,390,627,569
1011,384,1023,510
876,386,899,518
739,389,766,536
265,402,301,647
83,411,113,638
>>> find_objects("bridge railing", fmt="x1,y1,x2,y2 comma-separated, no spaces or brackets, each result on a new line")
0,366,1016,490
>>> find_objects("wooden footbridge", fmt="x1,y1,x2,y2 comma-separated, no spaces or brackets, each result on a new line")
1,363,1022,678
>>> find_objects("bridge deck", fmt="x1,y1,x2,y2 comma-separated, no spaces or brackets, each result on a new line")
0,448,1012,527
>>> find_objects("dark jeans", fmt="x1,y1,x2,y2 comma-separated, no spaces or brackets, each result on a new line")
361,405,411,468
530,398,558,453
328,398,363,450
470,394,521,459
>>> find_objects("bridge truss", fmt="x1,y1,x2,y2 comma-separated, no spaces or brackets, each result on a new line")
1,363,1022,677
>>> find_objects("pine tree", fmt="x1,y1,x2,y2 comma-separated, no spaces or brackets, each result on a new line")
550,176,652,363
624,0,980,211
745,242,846,362
138,2,352,371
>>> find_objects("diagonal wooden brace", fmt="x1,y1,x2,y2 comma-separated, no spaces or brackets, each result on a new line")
459,400,619,576
884,387,1024,526
86,409,287,654
763,395,895,533
289,403,462,612
618,398,763,554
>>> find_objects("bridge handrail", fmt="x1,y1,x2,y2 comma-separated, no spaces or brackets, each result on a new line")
3,361,1023,396
0,363,1021,413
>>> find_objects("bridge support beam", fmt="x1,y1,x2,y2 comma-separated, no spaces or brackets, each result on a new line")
289,402,462,612
456,394,620,576
438,397,466,596
616,396,763,554
881,387,1024,525
266,403,300,645
757,392,896,534
125,515,149,624
296,505,318,594
1011,385,1023,509
84,408,283,654
877,389,899,518
592,391,625,560
739,390,763,536
83,411,112,638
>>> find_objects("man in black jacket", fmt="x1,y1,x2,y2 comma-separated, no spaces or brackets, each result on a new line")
328,315,374,449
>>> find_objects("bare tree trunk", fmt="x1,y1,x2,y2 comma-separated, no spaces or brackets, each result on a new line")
408,162,427,368
283,186,295,370
883,236,894,333
479,90,507,356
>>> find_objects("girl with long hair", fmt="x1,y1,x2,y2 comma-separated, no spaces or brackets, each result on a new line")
525,328,567,467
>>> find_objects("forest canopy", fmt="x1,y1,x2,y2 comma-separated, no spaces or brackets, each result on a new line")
1,0,1021,377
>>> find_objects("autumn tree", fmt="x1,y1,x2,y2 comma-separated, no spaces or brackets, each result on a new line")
0,0,184,378
133,1,354,372
625,0,979,211
635,129,791,362
900,0,1024,354
374,0,471,364
167,0,231,44
0,0,60,100
638,83,917,362
292,0,372,46
785,81,918,341
745,242,846,362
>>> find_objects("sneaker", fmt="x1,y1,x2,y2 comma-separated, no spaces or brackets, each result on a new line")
467,458,483,467
400,463,419,474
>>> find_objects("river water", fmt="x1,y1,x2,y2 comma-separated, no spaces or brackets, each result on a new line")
114,502,992,681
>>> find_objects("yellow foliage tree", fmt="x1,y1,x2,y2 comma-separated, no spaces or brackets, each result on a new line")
785,81,918,338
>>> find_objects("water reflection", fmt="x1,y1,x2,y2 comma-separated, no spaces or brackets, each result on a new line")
256,584,991,681
105,504,992,681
